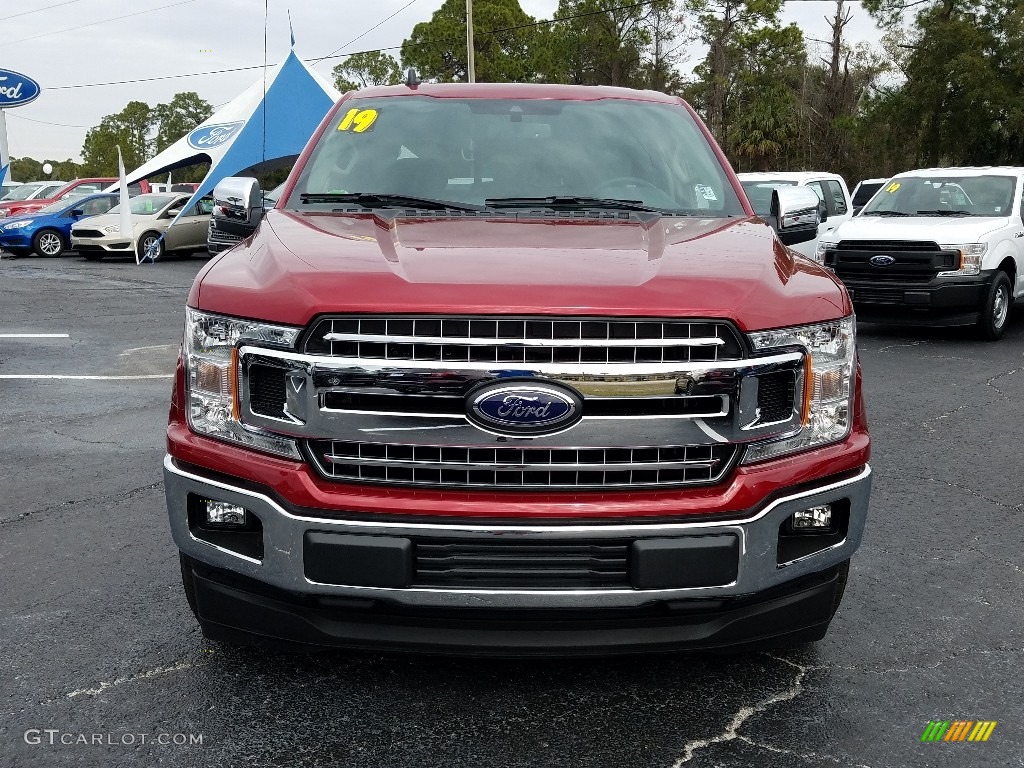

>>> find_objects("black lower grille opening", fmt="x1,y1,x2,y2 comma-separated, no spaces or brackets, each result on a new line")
248,364,287,419
415,540,630,588
757,371,796,424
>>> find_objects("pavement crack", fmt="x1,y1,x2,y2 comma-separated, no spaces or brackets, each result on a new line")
670,654,814,766
876,339,930,353
986,367,1023,400
0,481,163,527
737,735,874,767
67,659,205,698
911,476,1024,513
50,428,128,448
920,403,970,433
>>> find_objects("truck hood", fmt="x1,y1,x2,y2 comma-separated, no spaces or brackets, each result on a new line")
831,215,1010,243
192,210,850,332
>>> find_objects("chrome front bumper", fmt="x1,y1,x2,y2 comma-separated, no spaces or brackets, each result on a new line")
164,455,871,609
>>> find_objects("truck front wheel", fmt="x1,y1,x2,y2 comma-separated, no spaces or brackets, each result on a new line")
978,271,1012,340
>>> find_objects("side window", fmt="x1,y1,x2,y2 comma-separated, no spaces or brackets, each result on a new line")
806,181,826,204
86,197,116,215
825,180,848,215
194,198,214,216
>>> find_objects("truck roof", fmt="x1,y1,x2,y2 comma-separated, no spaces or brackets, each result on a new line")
893,166,1024,177
349,82,682,104
736,171,845,183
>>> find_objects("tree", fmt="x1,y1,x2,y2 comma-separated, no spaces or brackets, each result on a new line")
80,101,155,176
538,0,686,89
332,52,402,92
401,0,540,82
154,92,213,153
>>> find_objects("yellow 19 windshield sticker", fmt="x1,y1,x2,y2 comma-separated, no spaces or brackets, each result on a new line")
886,182,901,193
337,107,379,133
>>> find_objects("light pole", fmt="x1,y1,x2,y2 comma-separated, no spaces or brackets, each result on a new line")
466,0,476,83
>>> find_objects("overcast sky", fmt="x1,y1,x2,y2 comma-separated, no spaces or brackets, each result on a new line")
2,0,884,169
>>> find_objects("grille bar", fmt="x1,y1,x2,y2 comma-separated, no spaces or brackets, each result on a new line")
305,316,744,364
322,332,725,347
308,440,737,489
414,540,630,587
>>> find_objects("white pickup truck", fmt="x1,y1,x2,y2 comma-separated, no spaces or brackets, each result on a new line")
816,167,1024,340
737,172,853,259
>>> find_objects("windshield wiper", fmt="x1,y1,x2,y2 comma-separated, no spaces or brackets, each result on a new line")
484,195,667,213
300,192,485,212
861,210,911,217
915,209,973,217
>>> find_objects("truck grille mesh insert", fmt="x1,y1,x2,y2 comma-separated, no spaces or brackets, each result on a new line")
413,539,630,588
306,440,737,489
303,316,744,364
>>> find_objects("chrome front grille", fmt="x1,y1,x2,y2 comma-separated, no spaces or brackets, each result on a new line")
303,316,744,364
306,440,738,489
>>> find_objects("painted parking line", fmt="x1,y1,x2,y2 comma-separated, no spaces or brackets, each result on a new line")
0,333,70,339
0,374,173,380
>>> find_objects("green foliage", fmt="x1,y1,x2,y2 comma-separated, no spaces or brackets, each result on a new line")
332,52,403,92
10,157,83,182
81,101,154,176
401,0,539,82
154,92,213,154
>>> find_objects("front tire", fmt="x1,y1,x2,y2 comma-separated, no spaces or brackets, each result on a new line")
977,271,1012,340
137,231,165,262
32,229,65,258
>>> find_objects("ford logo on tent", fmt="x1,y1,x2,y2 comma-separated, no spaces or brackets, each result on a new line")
0,69,41,108
467,381,582,436
187,121,244,150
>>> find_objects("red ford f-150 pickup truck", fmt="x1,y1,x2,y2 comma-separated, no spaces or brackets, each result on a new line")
165,81,871,655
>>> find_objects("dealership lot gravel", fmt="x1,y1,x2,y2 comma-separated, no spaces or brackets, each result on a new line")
1,254,1021,768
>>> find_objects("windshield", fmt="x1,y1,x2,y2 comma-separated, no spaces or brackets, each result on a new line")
108,195,177,215
286,96,744,216
2,183,45,201
738,180,798,216
862,176,1017,217
264,182,286,204
852,181,885,208
37,198,76,214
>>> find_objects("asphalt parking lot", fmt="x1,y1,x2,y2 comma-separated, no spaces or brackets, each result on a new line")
1,252,1022,768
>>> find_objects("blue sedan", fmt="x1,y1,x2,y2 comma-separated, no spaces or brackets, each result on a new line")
0,193,119,257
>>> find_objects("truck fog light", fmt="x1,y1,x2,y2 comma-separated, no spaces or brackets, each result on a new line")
789,504,833,532
203,499,248,526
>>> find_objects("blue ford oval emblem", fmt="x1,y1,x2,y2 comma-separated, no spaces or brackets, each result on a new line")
0,69,41,108
869,254,895,266
468,382,582,436
187,121,244,150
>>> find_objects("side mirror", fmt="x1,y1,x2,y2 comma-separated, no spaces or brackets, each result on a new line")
768,186,821,247
213,177,262,221
70,208,85,217
818,200,829,223
165,208,183,219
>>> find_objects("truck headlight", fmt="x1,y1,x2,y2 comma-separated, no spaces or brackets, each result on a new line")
184,308,302,458
814,239,837,264
936,243,986,277
743,317,856,463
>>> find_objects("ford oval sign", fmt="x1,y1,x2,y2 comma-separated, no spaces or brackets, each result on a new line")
187,121,244,150
467,381,582,436
0,69,41,108
869,254,895,266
